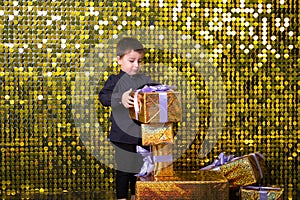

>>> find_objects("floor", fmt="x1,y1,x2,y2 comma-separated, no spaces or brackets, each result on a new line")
1,191,117,200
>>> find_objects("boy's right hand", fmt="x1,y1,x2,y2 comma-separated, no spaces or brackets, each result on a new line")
121,88,134,108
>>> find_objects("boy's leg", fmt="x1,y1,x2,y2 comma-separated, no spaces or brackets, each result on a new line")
129,173,137,196
112,142,142,199
116,170,130,199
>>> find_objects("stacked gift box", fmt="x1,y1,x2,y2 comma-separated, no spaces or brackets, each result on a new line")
130,85,230,200
129,84,181,179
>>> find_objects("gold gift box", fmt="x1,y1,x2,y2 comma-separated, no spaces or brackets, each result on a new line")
129,91,182,123
141,123,174,145
136,171,229,200
212,153,265,188
152,144,174,177
240,186,284,200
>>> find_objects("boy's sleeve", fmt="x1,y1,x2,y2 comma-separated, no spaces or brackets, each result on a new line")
98,76,114,106
98,76,123,107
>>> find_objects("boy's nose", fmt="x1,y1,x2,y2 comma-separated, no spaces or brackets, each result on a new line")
133,61,139,67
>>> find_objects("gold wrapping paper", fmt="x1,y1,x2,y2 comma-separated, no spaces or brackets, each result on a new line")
129,91,182,123
240,186,284,200
214,153,265,188
141,123,174,145
152,143,174,177
136,171,229,200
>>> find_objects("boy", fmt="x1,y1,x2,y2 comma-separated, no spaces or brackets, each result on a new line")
99,37,152,200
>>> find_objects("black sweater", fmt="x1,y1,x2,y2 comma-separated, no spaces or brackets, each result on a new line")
99,70,152,144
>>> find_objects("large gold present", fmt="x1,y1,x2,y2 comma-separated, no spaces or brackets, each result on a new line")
240,186,284,200
136,171,229,200
152,143,174,177
129,88,182,123
202,152,265,188
141,123,174,145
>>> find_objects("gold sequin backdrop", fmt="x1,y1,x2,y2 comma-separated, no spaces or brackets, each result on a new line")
0,0,299,199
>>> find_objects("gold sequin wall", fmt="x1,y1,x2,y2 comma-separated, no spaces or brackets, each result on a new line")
0,0,299,199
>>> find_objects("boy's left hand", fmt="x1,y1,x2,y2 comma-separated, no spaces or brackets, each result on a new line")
121,88,134,108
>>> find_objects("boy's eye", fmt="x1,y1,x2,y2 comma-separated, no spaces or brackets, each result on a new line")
127,59,142,63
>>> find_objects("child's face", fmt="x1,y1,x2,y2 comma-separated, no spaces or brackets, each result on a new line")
117,50,144,76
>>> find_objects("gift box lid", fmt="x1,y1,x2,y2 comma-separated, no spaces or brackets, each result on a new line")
150,170,229,183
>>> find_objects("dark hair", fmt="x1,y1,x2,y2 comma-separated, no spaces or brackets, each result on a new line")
116,37,145,57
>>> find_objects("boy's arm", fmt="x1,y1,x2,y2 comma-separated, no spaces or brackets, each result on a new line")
98,76,123,107
98,76,115,106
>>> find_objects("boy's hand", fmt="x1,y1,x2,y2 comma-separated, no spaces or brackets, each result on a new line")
121,88,134,108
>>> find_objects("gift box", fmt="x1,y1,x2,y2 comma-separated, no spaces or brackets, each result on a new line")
152,143,174,177
135,144,173,181
141,123,174,145
240,186,284,200
136,170,229,200
129,86,182,123
201,152,265,188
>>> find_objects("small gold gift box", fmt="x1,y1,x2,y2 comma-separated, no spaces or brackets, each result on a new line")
136,171,230,200
152,143,174,177
141,123,173,146
129,90,182,123
240,186,284,200
217,153,265,187
203,152,265,188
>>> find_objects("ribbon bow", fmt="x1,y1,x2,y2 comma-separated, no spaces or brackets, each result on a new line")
200,152,236,170
135,146,154,180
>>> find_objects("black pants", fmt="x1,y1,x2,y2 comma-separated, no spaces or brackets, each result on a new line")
111,141,144,199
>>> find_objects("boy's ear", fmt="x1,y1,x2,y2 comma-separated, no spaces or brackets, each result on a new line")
116,56,122,65
116,56,121,61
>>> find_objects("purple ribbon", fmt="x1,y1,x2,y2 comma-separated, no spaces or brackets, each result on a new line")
243,186,282,191
249,153,264,179
259,190,268,200
140,85,173,92
158,93,168,122
153,155,173,162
